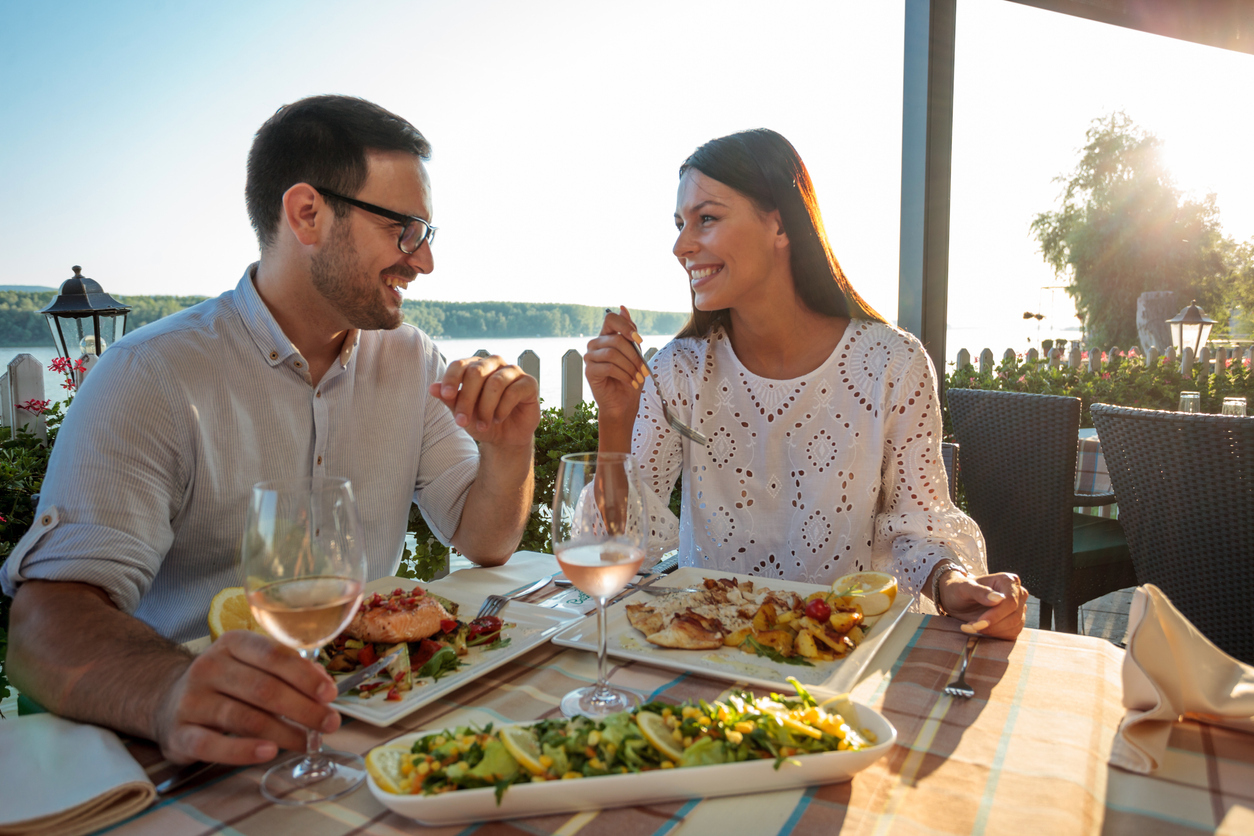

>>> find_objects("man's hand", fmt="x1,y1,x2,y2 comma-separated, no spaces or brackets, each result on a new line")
429,355,540,448
8,580,341,766
155,630,340,764
937,571,1029,640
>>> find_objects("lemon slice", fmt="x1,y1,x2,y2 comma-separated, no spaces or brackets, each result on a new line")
365,744,415,794
636,710,684,762
207,587,268,641
832,571,898,617
499,726,546,775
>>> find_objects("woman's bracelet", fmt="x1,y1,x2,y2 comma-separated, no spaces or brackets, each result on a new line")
931,560,969,617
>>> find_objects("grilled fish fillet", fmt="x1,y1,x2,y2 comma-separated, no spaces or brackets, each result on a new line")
626,577,802,650
346,589,454,644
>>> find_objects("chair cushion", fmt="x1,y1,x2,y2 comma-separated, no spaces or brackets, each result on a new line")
1072,513,1131,569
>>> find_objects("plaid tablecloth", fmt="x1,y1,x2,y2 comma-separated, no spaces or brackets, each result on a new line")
1075,429,1118,520
108,566,1251,836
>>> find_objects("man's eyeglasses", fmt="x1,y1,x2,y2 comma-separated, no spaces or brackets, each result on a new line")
313,187,437,254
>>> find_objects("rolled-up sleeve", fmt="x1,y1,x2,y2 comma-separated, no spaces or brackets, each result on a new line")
410,348,479,544
1,346,184,613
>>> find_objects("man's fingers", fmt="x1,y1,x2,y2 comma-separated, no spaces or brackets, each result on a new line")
220,631,336,701
165,722,282,766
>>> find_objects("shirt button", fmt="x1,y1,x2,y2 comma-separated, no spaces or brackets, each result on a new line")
316,391,321,398
269,351,279,360
40,514,52,526
294,360,302,368
317,455,322,465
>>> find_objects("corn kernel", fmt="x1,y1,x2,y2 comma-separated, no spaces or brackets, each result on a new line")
734,721,756,734
683,736,693,747
660,760,675,769
433,736,446,746
417,760,431,775
604,742,617,756
454,760,468,771
401,759,414,776
682,706,700,719
725,730,744,745
665,714,680,729
588,758,605,770
837,740,849,751
562,771,583,780
587,730,601,746
539,754,554,768
662,707,674,718
672,728,684,743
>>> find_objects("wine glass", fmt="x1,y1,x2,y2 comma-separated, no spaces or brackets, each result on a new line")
552,452,647,718
1178,391,1201,413
1222,396,1247,416
241,477,367,805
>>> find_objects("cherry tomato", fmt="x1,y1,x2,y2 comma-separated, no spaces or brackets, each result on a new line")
467,615,503,645
439,619,459,634
357,643,378,667
804,598,832,622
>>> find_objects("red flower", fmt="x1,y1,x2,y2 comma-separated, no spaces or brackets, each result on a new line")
49,357,71,374
73,357,88,373
17,398,51,415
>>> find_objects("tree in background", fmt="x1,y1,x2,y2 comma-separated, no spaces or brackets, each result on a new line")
1031,112,1238,348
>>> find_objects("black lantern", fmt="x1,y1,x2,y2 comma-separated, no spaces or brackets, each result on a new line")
1166,300,1216,358
39,266,131,361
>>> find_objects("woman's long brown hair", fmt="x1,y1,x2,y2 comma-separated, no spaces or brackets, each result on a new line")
675,129,885,339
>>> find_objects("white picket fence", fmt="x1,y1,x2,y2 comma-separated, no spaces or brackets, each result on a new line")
954,342,1254,377
0,346,654,438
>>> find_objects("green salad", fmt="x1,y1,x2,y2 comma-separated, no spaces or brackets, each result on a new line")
366,679,875,802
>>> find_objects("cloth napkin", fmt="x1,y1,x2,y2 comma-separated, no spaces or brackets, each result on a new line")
1110,584,1254,773
428,550,561,603
0,713,156,836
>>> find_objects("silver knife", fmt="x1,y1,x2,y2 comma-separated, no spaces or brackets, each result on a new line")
334,646,404,696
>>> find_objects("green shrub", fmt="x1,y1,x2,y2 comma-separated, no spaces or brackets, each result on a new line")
944,350,1253,434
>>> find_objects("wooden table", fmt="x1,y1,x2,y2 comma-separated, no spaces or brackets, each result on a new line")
105,555,1254,835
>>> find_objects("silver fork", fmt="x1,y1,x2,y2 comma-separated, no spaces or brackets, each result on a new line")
945,635,979,698
608,310,708,446
475,575,554,619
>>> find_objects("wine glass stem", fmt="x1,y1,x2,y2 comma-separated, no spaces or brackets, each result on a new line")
298,648,326,764
595,595,610,693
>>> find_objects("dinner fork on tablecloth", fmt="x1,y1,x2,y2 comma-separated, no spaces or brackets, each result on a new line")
945,635,979,698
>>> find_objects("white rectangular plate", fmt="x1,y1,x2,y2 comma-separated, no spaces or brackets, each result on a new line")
369,703,896,825
331,576,579,726
550,568,911,697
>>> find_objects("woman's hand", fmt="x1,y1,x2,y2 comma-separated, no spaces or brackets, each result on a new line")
938,570,1029,640
585,306,651,429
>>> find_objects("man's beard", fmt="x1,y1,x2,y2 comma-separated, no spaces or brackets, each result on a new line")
309,221,407,331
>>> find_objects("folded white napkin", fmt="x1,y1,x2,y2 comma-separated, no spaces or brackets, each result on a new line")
0,714,156,836
1110,584,1254,773
427,550,560,603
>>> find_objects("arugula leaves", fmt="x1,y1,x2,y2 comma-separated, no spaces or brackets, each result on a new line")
744,636,815,667
416,646,464,681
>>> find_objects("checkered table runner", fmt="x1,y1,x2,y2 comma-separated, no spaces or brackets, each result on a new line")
114,604,1253,835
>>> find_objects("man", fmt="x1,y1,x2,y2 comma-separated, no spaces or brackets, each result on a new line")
1,96,539,765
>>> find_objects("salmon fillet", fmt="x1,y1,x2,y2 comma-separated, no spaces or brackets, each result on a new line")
346,588,454,644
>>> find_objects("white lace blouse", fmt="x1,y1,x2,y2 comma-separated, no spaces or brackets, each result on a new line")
633,319,987,611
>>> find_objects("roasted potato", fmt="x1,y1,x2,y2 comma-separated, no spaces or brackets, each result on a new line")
828,610,863,634
724,626,753,647
795,630,820,658
753,629,795,656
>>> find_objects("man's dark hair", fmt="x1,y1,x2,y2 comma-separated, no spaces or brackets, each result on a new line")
245,95,431,250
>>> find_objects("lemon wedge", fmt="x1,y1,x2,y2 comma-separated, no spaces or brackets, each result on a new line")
636,710,684,762
207,587,268,641
365,744,415,794
499,726,546,775
832,571,898,617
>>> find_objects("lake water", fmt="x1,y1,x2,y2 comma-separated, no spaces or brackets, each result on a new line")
0,324,1076,409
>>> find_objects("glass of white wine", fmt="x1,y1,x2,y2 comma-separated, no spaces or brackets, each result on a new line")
552,452,648,718
241,477,367,804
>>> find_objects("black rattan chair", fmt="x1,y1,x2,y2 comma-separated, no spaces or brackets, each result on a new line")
1091,403,1254,663
947,389,1136,632
941,441,959,504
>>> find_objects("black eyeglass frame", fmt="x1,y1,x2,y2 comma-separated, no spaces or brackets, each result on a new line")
313,187,437,253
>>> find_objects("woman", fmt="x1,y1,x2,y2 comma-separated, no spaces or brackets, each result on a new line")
585,129,1027,639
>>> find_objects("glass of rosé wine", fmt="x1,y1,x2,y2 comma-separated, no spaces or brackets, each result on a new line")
552,452,648,718
241,476,367,804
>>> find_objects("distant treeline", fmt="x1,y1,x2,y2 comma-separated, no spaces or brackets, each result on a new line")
0,290,689,346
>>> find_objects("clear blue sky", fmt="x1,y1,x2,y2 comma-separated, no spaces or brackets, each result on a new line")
2,0,1251,356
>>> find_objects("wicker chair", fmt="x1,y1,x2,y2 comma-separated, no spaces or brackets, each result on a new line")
1091,403,1254,663
941,441,958,504
947,389,1136,632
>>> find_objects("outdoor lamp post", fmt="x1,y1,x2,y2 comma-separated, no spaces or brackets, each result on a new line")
1166,301,1216,359
39,265,131,363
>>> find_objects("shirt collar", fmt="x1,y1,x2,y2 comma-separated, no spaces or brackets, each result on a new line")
235,263,360,370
